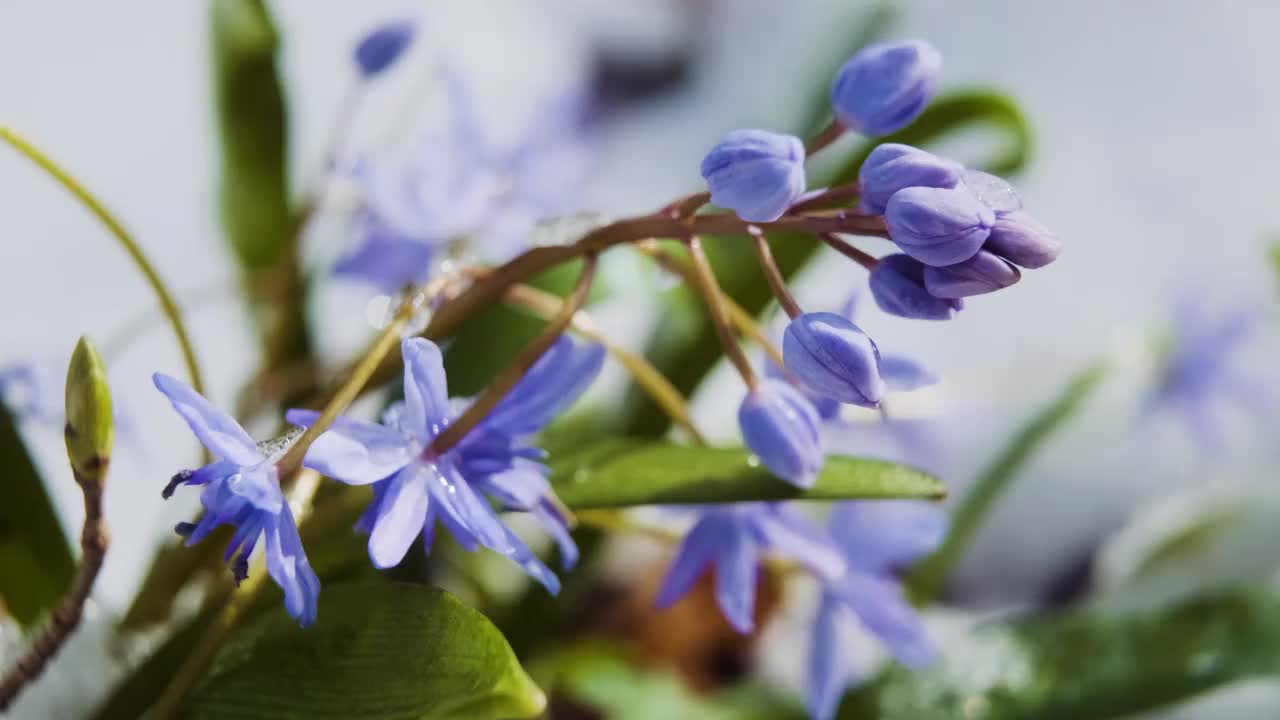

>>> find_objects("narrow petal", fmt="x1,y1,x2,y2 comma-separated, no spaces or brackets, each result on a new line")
829,501,947,572
286,409,414,485
534,500,579,569
654,515,721,609
481,338,605,436
152,373,262,465
264,506,321,627
714,517,760,634
808,594,849,720
878,354,938,393
368,467,431,569
834,571,934,668
333,228,434,294
401,338,450,442
428,463,515,554
755,505,846,581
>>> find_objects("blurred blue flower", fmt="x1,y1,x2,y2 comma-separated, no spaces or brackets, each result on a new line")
1145,296,1269,452
830,40,941,137
808,501,946,720
153,374,320,627
335,70,591,291
0,360,64,425
739,379,825,488
354,18,416,78
288,336,603,590
655,503,845,634
701,129,807,222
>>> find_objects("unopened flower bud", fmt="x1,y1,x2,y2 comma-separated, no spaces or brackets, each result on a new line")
830,40,941,136
868,254,963,321
983,210,1061,269
355,19,416,78
923,250,1021,298
783,312,885,408
701,130,807,222
885,186,994,266
859,143,963,214
738,380,824,488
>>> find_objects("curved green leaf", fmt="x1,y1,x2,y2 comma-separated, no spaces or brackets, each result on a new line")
186,581,545,719
0,406,72,627
841,588,1280,720
550,440,943,509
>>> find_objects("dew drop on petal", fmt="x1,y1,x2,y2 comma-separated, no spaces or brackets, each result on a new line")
962,170,1022,214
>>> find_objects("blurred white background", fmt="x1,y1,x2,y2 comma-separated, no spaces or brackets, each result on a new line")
2,1,1279,715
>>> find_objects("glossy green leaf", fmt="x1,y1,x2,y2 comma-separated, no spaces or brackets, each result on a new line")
185,581,545,719
550,440,943,509
909,361,1107,602
0,405,73,627
841,588,1280,720
623,89,1034,437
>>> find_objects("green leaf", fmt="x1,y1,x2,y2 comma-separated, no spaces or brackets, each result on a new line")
185,581,545,719
623,89,1034,438
550,440,943,509
0,405,74,627
841,588,1280,720
908,361,1107,602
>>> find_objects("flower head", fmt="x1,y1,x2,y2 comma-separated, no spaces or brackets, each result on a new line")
354,18,416,78
656,503,845,634
738,379,824,488
808,501,946,720
868,254,964,321
289,336,603,590
922,249,1021,299
153,374,319,627
701,129,806,222
858,143,962,215
885,186,995,267
783,312,884,408
830,40,941,136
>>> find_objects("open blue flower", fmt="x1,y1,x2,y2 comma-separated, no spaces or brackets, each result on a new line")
153,374,320,627
655,503,845,634
808,501,946,720
288,336,603,592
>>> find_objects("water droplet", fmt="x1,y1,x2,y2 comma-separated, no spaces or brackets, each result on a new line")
746,455,761,468
962,170,1022,214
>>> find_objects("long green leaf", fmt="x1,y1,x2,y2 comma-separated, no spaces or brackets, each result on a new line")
841,588,1280,720
623,90,1034,437
908,361,1107,602
550,440,943,509
185,581,545,719
0,405,73,627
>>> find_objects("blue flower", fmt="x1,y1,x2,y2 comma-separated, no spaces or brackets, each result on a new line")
808,501,946,720
885,186,995,267
288,336,603,591
335,69,591,290
830,40,941,137
922,249,1021,299
0,360,65,426
1145,296,1268,452
153,374,320,627
859,143,962,215
783,312,885,408
868,254,964,321
655,503,845,634
739,379,825,488
701,129,807,222
354,18,416,78
983,210,1061,269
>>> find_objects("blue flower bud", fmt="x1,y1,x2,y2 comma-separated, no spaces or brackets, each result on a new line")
923,250,1021,298
885,186,995,266
983,210,1061,269
830,40,941,136
859,143,963,214
961,170,1022,214
355,19,416,78
869,254,963,321
738,379,824,488
783,312,885,408
701,130,806,222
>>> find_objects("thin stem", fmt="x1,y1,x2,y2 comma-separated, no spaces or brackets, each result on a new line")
428,255,599,456
787,182,861,213
634,243,785,370
0,470,108,710
0,125,206,398
497,278,707,445
805,118,845,156
749,227,803,319
683,236,758,390
820,232,879,271
276,281,437,473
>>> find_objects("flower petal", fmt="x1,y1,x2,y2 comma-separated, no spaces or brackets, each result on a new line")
152,373,262,465
834,570,934,668
714,516,760,634
264,505,321,628
878,354,938,393
755,504,846,581
368,467,431,569
401,338,450,442
481,337,605,436
286,409,415,485
654,514,721,609
808,593,849,720
830,501,947,572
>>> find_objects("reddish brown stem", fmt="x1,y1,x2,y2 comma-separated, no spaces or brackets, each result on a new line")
805,119,845,156
820,232,880,271
684,236,758,390
749,227,804,319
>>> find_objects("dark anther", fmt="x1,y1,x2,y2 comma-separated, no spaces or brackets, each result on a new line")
174,521,196,538
162,470,194,499
231,555,250,586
